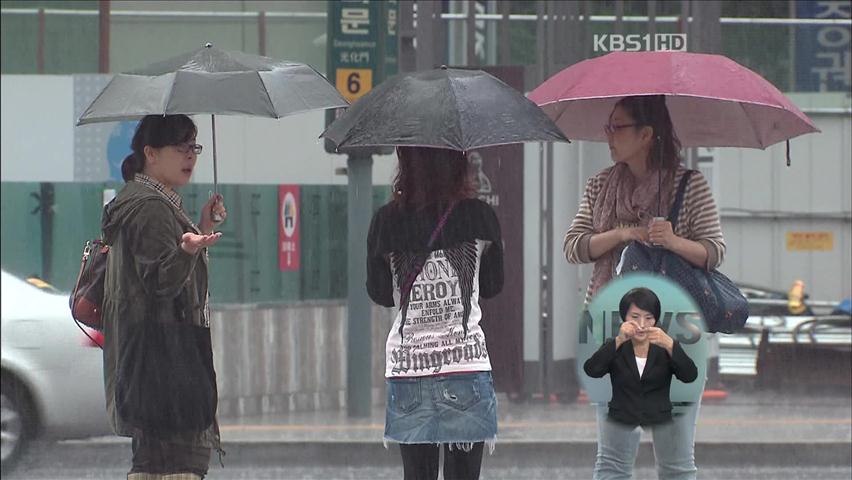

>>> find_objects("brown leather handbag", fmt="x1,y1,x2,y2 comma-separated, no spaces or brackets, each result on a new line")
69,239,109,333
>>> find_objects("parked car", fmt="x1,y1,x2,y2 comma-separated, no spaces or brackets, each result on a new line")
1,270,110,470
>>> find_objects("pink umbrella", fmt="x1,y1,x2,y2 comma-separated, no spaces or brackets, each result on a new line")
529,51,819,164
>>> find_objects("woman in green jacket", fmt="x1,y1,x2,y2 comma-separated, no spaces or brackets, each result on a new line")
101,114,226,479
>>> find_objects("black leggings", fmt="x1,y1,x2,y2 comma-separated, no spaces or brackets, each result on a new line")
399,442,485,480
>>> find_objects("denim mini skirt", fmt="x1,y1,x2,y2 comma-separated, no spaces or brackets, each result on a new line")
384,371,497,446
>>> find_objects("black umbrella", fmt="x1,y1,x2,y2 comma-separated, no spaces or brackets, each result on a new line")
321,66,569,152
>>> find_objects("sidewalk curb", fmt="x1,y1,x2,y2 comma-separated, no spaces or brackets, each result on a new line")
55,439,852,468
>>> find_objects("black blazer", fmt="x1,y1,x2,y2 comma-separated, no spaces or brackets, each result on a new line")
584,338,698,426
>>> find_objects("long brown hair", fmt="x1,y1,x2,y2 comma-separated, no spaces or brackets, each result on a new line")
391,147,476,211
615,95,682,172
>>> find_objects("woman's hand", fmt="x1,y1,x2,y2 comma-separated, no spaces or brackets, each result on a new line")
620,226,649,244
649,219,711,268
589,226,647,260
615,321,640,348
199,193,227,234
648,219,678,249
181,231,222,255
644,327,675,355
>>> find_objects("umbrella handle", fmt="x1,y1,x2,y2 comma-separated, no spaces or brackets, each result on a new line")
211,114,223,223
212,114,219,194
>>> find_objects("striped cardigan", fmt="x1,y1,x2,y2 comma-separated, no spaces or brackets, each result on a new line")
564,164,726,303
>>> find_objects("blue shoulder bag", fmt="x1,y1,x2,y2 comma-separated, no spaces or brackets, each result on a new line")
617,170,749,334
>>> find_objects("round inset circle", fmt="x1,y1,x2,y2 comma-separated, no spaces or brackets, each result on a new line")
576,273,709,406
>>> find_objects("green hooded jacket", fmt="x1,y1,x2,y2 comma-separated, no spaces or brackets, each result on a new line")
101,180,220,451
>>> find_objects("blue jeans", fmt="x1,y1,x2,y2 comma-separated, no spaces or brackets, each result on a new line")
593,386,703,480
385,372,498,444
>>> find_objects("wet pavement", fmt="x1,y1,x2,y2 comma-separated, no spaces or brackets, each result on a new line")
211,387,851,445
6,387,850,479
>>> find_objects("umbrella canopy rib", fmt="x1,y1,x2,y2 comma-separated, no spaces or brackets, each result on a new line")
444,73,467,152
161,73,178,116
254,69,278,118
737,101,765,149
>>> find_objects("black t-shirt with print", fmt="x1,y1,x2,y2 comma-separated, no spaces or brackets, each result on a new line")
366,198,503,308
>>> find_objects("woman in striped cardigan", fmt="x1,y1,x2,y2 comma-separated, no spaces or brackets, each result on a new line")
564,95,725,480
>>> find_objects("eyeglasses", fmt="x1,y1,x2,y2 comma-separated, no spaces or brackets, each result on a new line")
603,123,639,135
171,142,203,155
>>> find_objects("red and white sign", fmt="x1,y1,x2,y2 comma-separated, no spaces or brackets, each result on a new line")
279,185,300,271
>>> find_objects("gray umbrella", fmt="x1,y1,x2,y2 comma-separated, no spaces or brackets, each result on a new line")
321,66,569,152
77,43,348,192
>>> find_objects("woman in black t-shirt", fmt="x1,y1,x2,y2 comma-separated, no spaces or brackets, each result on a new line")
367,146,503,480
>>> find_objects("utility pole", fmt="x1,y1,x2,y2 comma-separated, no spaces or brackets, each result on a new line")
326,0,399,417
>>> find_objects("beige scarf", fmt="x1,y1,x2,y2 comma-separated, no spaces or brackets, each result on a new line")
588,162,674,298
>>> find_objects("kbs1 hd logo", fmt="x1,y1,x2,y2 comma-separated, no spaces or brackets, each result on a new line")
594,33,688,52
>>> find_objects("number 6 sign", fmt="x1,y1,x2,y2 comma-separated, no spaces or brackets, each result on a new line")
336,68,374,103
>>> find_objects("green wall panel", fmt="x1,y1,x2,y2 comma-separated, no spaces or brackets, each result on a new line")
0,182,43,279
300,185,337,300
0,1,99,74
109,19,260,74
1,2,326,74
48,182,119,291
2,181,391,304
181,183,301,305
0,10,39,73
